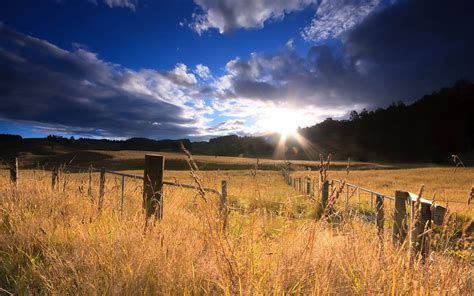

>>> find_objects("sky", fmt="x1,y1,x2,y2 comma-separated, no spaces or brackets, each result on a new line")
0,0,473,140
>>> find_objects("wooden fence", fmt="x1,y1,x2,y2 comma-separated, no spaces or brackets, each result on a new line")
5,157,453,258
280,167,448,260
7,155,227,227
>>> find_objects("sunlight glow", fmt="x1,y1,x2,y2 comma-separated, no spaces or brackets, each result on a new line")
258,108,303,136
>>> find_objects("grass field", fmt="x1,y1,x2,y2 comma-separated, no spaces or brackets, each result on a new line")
0,153,473,294
14,149,445,171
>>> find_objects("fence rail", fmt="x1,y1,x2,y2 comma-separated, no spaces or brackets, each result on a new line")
280,167,454,261
331,179,394,201
6,156,226,224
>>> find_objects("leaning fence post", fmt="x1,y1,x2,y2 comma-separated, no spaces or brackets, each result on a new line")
143,154,165,220
99,167,106,210
220,180,228,231
392,191,408,245
10,157,18,184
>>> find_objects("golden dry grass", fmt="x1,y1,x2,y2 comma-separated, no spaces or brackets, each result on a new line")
0,167,473,294
292,167,474,217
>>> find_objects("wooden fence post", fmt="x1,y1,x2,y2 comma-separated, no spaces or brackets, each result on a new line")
392,191,408,245
220,180,228,231
143,154,165,220
88,166,93,197
313,178,317,198
99,167,106,210
410,201,431,262
120,175,125,212
345,184,349,209
10,158,18,184
306,178,311,196
51,167,59,190
317,180,329,218
376,194,384,240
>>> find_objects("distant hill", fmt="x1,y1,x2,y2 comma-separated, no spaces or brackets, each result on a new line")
1,80,473,164
298,79,474,163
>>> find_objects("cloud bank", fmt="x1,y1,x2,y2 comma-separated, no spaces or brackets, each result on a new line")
0,24,207,138
1,0,474,139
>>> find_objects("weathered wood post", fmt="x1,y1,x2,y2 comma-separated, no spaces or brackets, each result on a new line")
51,167,59,190
313,178,317,198
99,167,106,210
143,154,165,220
376,194,384,241
306,178,311,196
345,184,349,209
88,166,93,197
299,177,302,192
120,175,125,212
220,180,229,231
410,201,431,262
10,158,18,184
392,191,408,245
317,180,329,218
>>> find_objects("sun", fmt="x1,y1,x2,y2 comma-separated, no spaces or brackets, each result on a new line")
259,108,301,136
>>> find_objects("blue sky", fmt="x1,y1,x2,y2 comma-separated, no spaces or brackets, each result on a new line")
1,0,473,140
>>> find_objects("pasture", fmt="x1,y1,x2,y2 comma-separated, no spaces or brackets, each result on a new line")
0,152,472,294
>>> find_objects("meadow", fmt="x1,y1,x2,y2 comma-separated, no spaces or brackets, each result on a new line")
0,153,473,294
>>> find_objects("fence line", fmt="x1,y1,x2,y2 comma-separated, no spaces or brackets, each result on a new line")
6,156,226,226
61,164,221,195
280,167,453,261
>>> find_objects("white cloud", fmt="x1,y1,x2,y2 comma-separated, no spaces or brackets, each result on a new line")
104,0,137,10
86,0,137,10
195,64,212,80
190,0,316,34
301,0,381,42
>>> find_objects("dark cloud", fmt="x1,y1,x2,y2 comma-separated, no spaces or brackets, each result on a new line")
217,0,474,110
1,0,473,139
344,0,474,102
0,24,199,139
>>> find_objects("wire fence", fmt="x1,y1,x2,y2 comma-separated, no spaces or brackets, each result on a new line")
1,160,223,215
